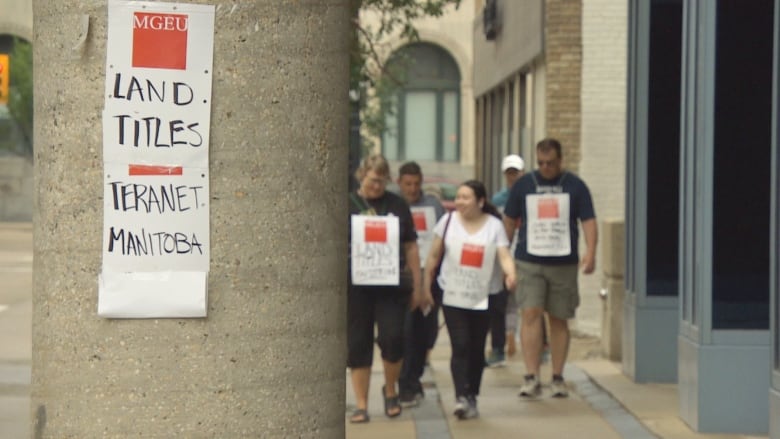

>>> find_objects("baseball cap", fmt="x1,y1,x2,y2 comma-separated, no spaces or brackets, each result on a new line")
501,154,525,172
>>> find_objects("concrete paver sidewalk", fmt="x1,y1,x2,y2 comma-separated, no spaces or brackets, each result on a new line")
346,325,625,439
345,313,768,439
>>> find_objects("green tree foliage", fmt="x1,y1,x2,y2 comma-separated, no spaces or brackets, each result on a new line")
351,0,460,150
8,38,33,157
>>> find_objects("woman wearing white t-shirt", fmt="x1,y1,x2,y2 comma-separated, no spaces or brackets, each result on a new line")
423,180,517,420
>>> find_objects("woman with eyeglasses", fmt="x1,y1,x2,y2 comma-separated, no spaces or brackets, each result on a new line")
347,154,432,423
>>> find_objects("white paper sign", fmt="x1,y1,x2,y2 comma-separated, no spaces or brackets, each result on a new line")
526,193,571,257
441,240,496,310
102,162,209,272
103,0,214,167
98,270,207,318
350,215,400,286
99,0,215,318
410,206,436,267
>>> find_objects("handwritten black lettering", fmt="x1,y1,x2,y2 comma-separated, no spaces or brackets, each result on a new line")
109,181,203,213
108,226,204,256
114,114,203,148
114,114,202,148
112,73,194,106
353,243,397,268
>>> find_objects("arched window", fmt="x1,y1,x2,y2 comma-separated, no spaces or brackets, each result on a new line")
382,43,461,162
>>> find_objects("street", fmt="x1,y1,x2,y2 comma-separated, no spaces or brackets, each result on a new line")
0,222,31,438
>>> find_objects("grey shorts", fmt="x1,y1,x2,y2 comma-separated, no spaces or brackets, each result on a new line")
515,260,579,320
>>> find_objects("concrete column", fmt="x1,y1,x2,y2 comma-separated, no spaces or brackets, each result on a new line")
599,218,624,361
31,2,349,437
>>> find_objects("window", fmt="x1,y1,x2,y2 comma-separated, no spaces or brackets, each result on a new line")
646,0,682,296
382,43,461,161
711,0,772,329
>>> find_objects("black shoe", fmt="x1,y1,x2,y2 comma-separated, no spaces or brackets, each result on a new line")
399,389,422,408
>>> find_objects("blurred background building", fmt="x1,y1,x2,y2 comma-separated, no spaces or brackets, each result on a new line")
0,0,32,221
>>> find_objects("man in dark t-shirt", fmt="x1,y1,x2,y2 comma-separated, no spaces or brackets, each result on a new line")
502,138,598,399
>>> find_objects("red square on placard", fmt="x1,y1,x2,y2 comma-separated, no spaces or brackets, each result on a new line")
412,212,427,232
132,12,188,70
460,244,484,268
364,220,387,243
537,198,559,219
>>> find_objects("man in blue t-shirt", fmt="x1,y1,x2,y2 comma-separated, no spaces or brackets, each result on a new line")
502,138,598,399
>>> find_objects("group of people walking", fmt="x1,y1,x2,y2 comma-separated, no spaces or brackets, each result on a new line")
347,138,598,423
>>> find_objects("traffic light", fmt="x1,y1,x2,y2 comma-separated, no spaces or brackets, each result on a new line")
0,54,8,105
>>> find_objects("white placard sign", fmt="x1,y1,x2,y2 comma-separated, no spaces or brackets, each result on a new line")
526,193,571,257
410,206,436,268
99,0,215,318
441,240,496,310
350,215,400,286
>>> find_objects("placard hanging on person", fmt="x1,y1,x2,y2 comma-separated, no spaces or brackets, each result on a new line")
440,239,496,310
350,215,400,286
99,0,214,318
410,206,436,268
525,193,571,257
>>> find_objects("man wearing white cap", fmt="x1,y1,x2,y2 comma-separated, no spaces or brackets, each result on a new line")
485,154,525,367
492,154,526,209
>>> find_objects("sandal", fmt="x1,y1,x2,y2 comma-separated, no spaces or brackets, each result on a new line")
383,385,402,418
349,409,370,424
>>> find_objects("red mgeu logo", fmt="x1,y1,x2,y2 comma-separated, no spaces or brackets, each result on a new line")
537,198,559,219
364,220,387,243
460,243,485,268
412,212,427,232
132,12,188,70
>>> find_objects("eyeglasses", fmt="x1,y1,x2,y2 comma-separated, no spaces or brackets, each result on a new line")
537,159,559,167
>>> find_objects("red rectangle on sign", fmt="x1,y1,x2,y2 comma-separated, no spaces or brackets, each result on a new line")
132,12,188,70
537,198,559,219
460,243,484,268
128,164,183,176
412,212,427,231
364,220,387,243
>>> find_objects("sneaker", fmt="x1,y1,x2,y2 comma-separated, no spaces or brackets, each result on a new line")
399,389,423,408
485,350,506,368
453,396,469,419
462,395,479,419
518,374,541,398
550,376,569,398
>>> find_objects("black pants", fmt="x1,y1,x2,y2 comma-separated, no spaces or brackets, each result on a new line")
443,305,490,398
399,287,442,393
488,290,508,352
347,284,409,368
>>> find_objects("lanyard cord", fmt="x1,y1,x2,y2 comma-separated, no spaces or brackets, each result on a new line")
350,192,387,216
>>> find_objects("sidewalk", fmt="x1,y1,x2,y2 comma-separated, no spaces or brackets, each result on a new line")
346,320,768,439
0,222,32,439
